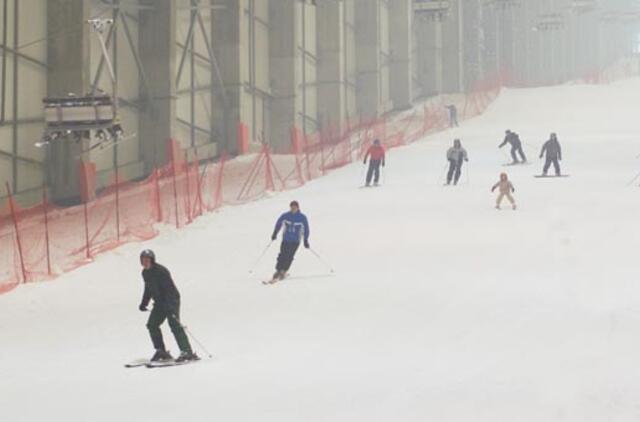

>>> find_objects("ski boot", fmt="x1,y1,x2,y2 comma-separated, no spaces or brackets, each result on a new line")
175,351,200,363
150,349,173,362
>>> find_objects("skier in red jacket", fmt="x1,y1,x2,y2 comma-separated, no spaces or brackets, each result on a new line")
363,139,386,187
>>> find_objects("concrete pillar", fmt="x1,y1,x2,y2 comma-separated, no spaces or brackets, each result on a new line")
316,1,345,129
462,0,483,91
269,0,297,152
414,17,440,98
354,0,382,118
389,0,413,109
212,0,243,154
46,0,91,202
442,0,462,93
138,0,177,172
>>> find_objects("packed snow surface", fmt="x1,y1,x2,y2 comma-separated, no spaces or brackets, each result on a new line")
2,79,640,422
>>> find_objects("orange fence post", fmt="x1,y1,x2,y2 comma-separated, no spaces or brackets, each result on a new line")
82,201,91,259
114,165,121,242
193,150,204,217
237,121,249,155
78,162,96,259
304,134,312,181
171,153,179,229
154,168,163,222
5,182,27,283
263,146,275,191
167,139,182,229
184,151,192,224
42,187,52,276
214,153,226,209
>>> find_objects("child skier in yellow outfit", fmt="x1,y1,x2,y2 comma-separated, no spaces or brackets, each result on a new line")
491,172,516,210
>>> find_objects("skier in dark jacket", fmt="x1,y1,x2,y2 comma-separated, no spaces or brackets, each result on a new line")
445,138,469,185
139,249,198,363
445,105,459,127
270,201,310,282
363,139,386,187
539,132,562,176
499,130,527,164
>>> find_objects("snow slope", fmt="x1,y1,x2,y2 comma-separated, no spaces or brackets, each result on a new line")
2,79,640,422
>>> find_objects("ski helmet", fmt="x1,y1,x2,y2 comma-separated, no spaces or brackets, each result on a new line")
373,139,381,145
290,200,300,209
140,249,156,264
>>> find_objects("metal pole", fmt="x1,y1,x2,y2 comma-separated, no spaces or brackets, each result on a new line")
457,0,465,92
1,0,7,123
6,182,27,283
112,1,119,176
42,186,52,276
11,0,18,193
190,2,196,148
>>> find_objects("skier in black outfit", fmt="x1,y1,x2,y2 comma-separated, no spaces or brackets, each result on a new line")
269,201,310,282
499,130,527,164
445,105,459,127
539,132,562,176
446,139,469,185
139,249,198,363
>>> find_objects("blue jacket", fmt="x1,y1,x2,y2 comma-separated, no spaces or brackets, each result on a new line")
273,211,310,244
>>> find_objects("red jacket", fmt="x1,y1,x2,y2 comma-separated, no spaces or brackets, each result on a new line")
364,145,386,163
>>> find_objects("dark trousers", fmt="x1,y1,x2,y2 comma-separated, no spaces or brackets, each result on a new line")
366,160,382,185
446,159,463,185
276,241,300,272
146,304,192,353
449,115,459,127
543,157,561,175
511,145,527,162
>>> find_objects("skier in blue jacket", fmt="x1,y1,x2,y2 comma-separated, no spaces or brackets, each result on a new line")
270,201,310,281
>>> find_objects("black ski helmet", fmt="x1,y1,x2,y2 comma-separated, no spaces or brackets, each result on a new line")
140,249,156,264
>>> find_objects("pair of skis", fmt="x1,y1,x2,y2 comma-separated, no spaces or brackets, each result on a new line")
125,357,200,369
262,273,290,285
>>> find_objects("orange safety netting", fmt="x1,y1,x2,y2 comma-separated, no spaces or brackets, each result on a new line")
2,65,627,295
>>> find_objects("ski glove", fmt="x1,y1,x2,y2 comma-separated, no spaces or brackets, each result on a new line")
271,234,277,241
304,240,310,249
139,303,148,312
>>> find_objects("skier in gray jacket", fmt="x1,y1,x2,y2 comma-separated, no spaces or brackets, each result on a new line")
539,133,562,176
446,139,469,185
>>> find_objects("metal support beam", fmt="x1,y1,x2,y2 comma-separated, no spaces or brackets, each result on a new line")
11,0,18,193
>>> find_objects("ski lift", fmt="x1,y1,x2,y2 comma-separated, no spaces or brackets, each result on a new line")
413,0,451,22
570,0,598,15
484,0,520,11
533,13,565,32
37,18,130,154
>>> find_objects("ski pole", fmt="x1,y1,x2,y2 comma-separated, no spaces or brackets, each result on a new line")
248,241,274,274
171,314,213,359
626,170,640,186
309,248,335,273
437,162,448,185
465,162,471,185
360,162,367,185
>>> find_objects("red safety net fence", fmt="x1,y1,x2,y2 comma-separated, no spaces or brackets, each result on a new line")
0,65,608,295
